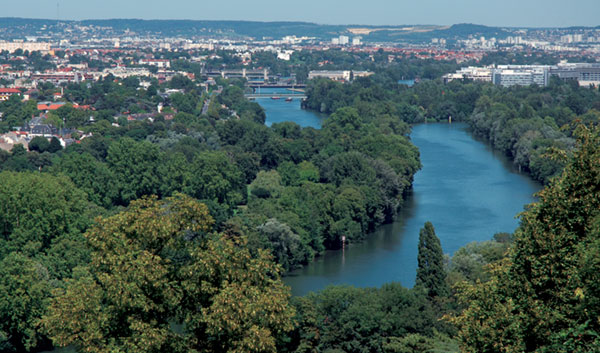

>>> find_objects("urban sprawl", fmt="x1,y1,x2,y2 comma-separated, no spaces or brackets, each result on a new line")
1,22,599,152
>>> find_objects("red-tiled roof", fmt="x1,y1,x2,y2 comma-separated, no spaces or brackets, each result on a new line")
38,102,66,110
0,88,21,94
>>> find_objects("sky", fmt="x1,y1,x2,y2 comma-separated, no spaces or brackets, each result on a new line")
3,0,600,28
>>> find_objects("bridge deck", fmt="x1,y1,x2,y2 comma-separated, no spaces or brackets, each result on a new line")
245,93,307,99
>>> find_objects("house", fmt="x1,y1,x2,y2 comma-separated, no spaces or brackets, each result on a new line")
0,88,21,101
30,124,57,137
139,59,171,69
0,131,28,151
38,101,68,111
308,70,351,82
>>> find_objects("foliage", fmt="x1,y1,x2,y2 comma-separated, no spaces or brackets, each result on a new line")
303,75,600,184
106,137,163,205
50,151,118,208
287,284,443,353
0,171,93,257
42,195,295,353
416,222,449,299
28,136,50,152
0,172,94,352
451,125,600,352
0,253,52,353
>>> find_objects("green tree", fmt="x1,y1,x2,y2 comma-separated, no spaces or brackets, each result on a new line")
28,136,50,153
257,218,309,272
43,195,295,353
0,253,51,353
184,151,244,211
290,284,437,353
106,137,163,205
0,171,92,258
452,125,600,352
415,222,449,299
47,137,62,153
50,151,117,208
250,170,284,199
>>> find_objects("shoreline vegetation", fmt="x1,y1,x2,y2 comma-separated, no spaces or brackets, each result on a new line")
0,47,598,351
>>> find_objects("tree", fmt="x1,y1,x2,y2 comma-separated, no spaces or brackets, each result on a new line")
257,218,309,272
415,222,448,299
0,253,50,352
28,136,49,152
106,137,163,205
50,151,117,208
47,137,62,153
250,170,284,199
0,253,52,353
0,171,92,258
290,284,437,353
43,195,295,353
452,125,600,352
184,151,244,211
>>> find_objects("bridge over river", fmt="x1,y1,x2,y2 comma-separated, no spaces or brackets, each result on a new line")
245,93,307,99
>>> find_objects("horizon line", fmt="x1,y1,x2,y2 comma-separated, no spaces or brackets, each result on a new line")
0,17,598,30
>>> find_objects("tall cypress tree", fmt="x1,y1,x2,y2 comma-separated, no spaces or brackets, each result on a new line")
416,221,449,298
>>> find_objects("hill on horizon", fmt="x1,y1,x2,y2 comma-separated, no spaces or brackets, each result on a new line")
0,17,593,43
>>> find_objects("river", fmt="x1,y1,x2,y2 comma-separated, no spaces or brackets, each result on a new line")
260,94,542,296
256,87,324,129
40,91,541,353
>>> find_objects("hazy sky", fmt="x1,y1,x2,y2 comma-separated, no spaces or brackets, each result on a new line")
4,0,600,27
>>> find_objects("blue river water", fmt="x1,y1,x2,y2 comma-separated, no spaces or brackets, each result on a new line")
256,87,324,129
260,95,541,296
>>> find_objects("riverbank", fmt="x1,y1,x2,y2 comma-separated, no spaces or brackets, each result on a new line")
283,123,541,296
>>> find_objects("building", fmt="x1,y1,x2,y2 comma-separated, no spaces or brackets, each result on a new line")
331,35,350,46
443,66,493,83
31,72,93,85
550,62,600,86
492,66,550,87
139,59,171,69
0,41,51,53
352,71,374,79
37,102,68,111
0,88,21,101
104,67,151,78
308,70,373,82
0,132,28,152
445,65,552,87
308,70,352,82
277,50,294,61
494,63,600,87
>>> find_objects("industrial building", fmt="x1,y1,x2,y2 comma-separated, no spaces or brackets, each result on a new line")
444,62,600,87
492,66,550,87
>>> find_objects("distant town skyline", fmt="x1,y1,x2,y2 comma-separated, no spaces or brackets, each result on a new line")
3,0,600,28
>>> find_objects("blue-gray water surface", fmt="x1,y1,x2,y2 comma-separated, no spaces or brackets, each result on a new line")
258,96,541,296
258,88,324,129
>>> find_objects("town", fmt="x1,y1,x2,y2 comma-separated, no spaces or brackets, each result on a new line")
1,20,598,152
